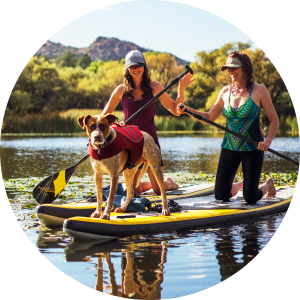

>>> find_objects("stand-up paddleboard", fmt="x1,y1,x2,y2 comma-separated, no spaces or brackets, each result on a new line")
63,186,294,240
37,182,214,227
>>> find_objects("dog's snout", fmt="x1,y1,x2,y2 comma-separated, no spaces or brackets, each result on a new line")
93,134,103,142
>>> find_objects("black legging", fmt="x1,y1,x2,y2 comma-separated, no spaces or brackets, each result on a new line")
214,148,264,204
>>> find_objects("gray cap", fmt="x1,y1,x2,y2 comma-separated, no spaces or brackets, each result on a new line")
125,50,146,69
221,57,243,71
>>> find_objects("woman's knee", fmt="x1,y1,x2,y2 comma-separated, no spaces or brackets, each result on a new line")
243,196,258,204
243,189,263,204
214,188,231,201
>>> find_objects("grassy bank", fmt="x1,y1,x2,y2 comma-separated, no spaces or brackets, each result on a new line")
1,109,209,133
2,109,103,134
2,109,299,134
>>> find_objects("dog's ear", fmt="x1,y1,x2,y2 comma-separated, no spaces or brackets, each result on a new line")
78,115,91,129
105,114,118,125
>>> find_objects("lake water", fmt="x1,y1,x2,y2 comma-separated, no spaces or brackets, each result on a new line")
1,133,299,179
1,133,299,299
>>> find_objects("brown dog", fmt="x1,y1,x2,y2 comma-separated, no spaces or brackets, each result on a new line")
77,113,170,220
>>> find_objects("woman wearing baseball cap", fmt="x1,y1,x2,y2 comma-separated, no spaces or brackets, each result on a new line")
177,51,279,204
101,50,195,194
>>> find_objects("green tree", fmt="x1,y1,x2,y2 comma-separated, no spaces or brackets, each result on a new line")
78,54,92,69
9,56,68,113
143,51,160,57
61,51,77,67
87,60,104,73
145,52,183,87
6,91,32,113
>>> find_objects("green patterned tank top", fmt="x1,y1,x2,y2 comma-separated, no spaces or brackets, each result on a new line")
221,84,264,151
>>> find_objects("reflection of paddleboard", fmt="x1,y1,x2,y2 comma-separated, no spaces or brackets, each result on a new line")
63,186,293,240
37,183,214,227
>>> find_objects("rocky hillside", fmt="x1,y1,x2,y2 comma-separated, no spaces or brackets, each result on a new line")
35,41,85,58
35,36,189,65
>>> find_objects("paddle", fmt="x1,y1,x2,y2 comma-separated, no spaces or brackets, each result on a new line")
33,65,194,204
179,104,299,166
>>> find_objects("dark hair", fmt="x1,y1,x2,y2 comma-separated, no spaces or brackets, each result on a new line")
227,51,255,91
123,63,153,99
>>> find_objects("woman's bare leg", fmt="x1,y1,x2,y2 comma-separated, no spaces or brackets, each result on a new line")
134,167,179,195
231,181,243,198
259,178,276,197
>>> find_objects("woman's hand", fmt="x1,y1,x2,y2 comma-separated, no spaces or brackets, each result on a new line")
178,72,195,90
176,104,187,115
153,72,194,116
258,140,271,151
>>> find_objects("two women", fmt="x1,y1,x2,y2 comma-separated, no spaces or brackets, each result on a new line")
103,49,278,203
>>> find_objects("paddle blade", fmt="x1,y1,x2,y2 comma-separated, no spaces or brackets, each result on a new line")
33,168,75,204
33,153,90,204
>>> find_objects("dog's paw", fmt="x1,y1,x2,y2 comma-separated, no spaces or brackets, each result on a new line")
100,213,110,220
91,210,101,218
162,209,170,216
114,207,125,213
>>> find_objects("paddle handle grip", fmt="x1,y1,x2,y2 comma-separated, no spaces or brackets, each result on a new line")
125,65,193,124
180,105,299,166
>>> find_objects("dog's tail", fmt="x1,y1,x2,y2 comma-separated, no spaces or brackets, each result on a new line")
135,162,148,188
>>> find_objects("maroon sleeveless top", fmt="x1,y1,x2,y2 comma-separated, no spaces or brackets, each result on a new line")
122,91,157,138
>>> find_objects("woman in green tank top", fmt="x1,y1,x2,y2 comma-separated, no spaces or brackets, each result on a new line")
177,51,279,204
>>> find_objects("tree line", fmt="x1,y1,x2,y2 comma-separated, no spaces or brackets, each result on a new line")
2,42,296,133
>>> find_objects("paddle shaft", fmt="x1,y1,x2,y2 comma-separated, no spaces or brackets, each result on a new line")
182,106,299,166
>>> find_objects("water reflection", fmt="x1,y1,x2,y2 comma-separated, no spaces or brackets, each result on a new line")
94,244,167,298
35,213,284,297
1,135,299,179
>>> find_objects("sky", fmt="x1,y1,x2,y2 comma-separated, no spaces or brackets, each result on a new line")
48,0,255,62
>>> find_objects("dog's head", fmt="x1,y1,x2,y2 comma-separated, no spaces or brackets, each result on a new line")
78,114,118,148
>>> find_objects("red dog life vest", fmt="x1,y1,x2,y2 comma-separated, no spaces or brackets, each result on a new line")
88,124,144,172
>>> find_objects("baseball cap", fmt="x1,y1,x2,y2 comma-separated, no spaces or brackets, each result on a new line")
221,57,243,71
125,50,146,69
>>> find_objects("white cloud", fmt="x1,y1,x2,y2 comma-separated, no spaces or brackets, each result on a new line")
188,275,206,279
